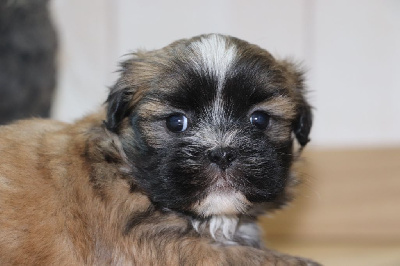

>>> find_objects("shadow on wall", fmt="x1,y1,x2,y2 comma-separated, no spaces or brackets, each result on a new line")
0,0,57,125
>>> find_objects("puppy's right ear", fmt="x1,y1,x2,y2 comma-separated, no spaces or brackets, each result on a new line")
105,85,134,133
105,56,141,133
105,51,156,132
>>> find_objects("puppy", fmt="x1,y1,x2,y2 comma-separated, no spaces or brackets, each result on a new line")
0,34,317,265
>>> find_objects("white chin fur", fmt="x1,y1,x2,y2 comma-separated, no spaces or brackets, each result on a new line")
192,190,249,217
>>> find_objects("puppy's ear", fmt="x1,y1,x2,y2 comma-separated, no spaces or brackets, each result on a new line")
292,69,312,147
105,86,133,133
280,60,313,147
294,104,312,147
105,58,139,133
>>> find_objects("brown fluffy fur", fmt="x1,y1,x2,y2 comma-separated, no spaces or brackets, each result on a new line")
0,34,319,265
0,112,314,265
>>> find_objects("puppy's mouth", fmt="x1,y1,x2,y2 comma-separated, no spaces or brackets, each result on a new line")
190,165,251,217
205,164,239,191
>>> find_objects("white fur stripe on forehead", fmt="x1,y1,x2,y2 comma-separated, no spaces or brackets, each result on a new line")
190,34,237,88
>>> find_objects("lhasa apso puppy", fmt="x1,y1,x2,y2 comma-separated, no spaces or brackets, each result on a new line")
0,34,317,265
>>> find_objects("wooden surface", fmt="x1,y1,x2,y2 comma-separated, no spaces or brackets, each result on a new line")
268,241,400,266
259,148,400,266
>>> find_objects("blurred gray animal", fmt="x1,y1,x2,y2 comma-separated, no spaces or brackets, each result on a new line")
0,0,57,124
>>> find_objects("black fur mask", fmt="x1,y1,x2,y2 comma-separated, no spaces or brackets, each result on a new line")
105,34,312,219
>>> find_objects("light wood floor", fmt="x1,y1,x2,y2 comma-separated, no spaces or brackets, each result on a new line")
268,241,400,266
259,147,400,266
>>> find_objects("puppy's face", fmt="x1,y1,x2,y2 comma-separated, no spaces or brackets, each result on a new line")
106,34,312,218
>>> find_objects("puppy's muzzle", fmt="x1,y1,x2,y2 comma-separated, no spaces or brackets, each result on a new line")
207,147,237,170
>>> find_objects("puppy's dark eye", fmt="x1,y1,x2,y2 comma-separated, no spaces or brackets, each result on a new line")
250,111,270,130
166,114,188,132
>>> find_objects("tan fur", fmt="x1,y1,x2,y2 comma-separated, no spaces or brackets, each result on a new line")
0,110,315,265
0,33,318,265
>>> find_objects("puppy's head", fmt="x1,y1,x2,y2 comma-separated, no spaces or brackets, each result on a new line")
106,34,312,218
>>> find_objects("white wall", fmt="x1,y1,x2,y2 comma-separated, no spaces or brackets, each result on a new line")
311,0,400,147
50,0,113,122
50,0,400,148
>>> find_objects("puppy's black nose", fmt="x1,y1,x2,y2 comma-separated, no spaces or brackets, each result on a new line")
207,147,237,170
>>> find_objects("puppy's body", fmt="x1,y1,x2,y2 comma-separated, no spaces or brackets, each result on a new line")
0,34,317,265
0,115,302,265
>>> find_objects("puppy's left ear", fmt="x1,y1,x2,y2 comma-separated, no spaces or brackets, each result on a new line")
294,103,312,147
280,60,313,147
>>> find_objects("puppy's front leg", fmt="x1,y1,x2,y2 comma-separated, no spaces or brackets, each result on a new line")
175,240,320,266
123,215,319,265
